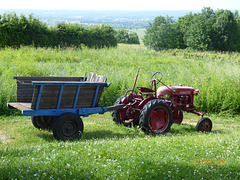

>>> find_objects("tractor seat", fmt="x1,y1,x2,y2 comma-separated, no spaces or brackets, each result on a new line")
137,87,155,93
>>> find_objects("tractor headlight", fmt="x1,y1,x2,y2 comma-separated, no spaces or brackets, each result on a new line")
194,89,200,96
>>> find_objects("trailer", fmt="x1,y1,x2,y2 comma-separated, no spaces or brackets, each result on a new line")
7,73,120,141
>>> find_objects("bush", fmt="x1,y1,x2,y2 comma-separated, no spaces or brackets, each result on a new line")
0,13,117,49
0,13,49,48
115,29,140,44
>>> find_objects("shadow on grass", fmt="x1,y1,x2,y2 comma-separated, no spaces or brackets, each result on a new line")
82,129,142,140
171,123,227,135
34,123,227,142
35,128,142,142
170,123,196,134
36,132,55,141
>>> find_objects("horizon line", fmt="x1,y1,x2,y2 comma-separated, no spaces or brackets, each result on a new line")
1,8,239,11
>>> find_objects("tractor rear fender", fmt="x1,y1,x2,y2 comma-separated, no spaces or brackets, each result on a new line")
138,97,157,109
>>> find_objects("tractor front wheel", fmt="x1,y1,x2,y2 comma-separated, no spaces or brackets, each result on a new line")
140,99,173,134
196,117,212,132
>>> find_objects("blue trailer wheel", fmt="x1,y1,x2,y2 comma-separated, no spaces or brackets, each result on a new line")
52,113,84,141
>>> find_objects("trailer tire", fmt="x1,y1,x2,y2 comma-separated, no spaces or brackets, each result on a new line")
140,99,172,134
112,95,125,125
31,116,56,130
31,116,41,129
52,113,84,141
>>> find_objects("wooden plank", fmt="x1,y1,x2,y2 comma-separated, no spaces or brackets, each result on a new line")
31,85,40,109
60,86,78,109
31,81,107,85
8,103,32,110
76,86,104,108
14,76,85,81
95,86,104,106
19,103,32,109
77,86,96,108
38,86,60,109
86,72,95,82
96,76,107,83
86,72,107,83
17,97,32,103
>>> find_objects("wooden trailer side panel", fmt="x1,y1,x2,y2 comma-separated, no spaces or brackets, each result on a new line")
31,84,105,109
76,86,104,108
60,86,78,109
14,76,85,103
31,85,60,109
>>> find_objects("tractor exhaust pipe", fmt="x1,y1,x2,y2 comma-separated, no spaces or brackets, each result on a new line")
132,68,140,92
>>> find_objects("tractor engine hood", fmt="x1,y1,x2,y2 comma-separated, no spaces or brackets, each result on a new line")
157,85,195,98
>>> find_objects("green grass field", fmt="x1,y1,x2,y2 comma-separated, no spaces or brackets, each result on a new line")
0,44,240,179
0,44,239,115
0,113,239,179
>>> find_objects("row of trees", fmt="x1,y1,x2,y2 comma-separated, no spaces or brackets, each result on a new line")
0,13,118,49
115,29,140,44
143,8,240,52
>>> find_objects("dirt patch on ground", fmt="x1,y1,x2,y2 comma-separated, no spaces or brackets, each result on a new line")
183,122,196,126
0,130,11,143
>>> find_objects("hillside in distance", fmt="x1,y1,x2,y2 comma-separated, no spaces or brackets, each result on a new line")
0,9,200,29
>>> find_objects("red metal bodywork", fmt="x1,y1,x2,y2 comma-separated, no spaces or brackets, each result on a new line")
117,70,207,126
157,86,195,109
157,85,206,116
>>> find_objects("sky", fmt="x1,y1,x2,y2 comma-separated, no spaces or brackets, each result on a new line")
0,0,240,10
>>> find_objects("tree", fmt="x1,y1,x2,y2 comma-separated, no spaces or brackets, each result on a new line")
211,9,239,51
115,29,140,44
235,12,240,51
175,12,196,49
143,16,178,50
128,32,140,44
184,7,215,51
179,8,240,51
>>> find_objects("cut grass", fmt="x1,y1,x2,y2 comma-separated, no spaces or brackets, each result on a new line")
0,113,239,179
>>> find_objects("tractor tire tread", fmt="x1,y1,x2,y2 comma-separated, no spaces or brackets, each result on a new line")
112,95,125,125
139,99,173,134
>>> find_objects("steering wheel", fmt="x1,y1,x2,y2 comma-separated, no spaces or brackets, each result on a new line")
150,72,163,85
125,90,138,97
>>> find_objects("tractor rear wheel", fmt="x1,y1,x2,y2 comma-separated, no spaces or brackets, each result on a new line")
52,113,84,141
172,110,183,124
196,117,212,132
140,99,173,134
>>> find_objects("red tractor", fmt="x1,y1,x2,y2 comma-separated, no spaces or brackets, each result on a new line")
112,69,212,134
